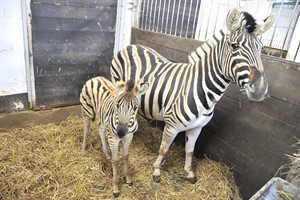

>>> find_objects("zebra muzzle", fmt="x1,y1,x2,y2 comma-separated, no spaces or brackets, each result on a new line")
249,66,263,85
116,123,128,138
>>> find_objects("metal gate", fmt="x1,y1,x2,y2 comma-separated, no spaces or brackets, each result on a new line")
135,0,300,62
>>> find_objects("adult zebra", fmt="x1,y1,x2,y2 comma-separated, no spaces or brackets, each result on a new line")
110,8,275,183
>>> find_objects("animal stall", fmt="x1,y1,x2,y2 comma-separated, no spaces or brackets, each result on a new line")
1,0,299,199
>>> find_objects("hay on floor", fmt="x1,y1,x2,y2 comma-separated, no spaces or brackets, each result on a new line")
0,115,241,199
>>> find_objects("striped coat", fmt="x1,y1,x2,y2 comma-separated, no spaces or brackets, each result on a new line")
80,76,148,197
110,8,275,183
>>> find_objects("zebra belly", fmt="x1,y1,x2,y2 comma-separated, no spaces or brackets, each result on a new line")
183,112,214,131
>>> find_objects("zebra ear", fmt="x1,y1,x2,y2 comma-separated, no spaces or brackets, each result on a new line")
255,14,275,35
115,80,126,91
226,8,241,32
136,82,149,95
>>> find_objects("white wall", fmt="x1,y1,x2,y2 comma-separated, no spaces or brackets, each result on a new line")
0,0,27,96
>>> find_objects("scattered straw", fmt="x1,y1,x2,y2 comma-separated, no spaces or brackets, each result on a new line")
0,115,241,199
275,139,300,200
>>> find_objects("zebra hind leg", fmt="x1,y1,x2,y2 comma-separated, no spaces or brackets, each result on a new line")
184,127,202,184
82,119,91,151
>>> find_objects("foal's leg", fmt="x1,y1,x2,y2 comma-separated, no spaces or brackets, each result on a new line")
184,127,202,183
152,125,177,182
109,137,121,197
122,133,134,185
99,123,110,159
82,119,90,151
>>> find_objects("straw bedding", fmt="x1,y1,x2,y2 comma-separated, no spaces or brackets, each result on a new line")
0,115,241,199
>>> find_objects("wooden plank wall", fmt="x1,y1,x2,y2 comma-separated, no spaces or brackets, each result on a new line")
31,0,117,108
131,28,300,199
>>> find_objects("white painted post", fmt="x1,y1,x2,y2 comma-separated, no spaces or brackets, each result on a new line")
114,0,137,55
21,0,36,109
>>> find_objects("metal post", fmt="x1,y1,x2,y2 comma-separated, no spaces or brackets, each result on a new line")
280,1,299,57
185,0,194,37
268,0,284,56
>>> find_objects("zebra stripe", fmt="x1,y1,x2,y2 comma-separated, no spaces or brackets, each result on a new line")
110,9,274,183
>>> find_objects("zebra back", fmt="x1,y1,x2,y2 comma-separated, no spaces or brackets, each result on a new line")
80,76,116,122
110,44,170,85
80,76,148,137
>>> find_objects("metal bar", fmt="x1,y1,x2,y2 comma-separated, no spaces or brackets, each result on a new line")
160,0,167,32
259,0,274,40
141,0,146,29
169,0,177,35
152,0,158,31
293,43,300,61
280,2,299,57
185,0,194,37
156,0,162,32
268,0,284,55
174,0,181,35
145,0,150,30
134,0,144,28
204,0,214,40
191,0,200,38
165,0,171,34
180,0,187,37
149,0,154,31
212,0,221,35
194,0,206,40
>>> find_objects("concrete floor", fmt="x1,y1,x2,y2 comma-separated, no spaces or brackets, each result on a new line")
0,105,81,131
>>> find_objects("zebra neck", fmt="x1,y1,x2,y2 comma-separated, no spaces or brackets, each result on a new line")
188,29,226,65
188,29,231,109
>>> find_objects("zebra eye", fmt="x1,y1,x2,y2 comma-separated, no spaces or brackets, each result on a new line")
231,43,239,50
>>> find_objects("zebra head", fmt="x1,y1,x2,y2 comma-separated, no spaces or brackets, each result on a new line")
222,8,275,101
113,79,149,138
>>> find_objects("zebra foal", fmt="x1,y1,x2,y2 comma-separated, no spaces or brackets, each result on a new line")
80,76,148,197
110,8,275,183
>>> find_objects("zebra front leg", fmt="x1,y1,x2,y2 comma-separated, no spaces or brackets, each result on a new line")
82,119,90,151
184,127,202,184
122,133,134,186
99,124,110,159
153,126,177,183
109,139,121,197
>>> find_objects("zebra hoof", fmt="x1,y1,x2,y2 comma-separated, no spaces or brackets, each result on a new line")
113,192,120,198
153,175,161,183
187,177,197,184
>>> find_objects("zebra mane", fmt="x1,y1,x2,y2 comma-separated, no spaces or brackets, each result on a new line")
241,12,257,33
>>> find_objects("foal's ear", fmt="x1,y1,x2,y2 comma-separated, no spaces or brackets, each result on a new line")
115,80,126,91
255,14,276,35
135,82,149,95
226,7,241,32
